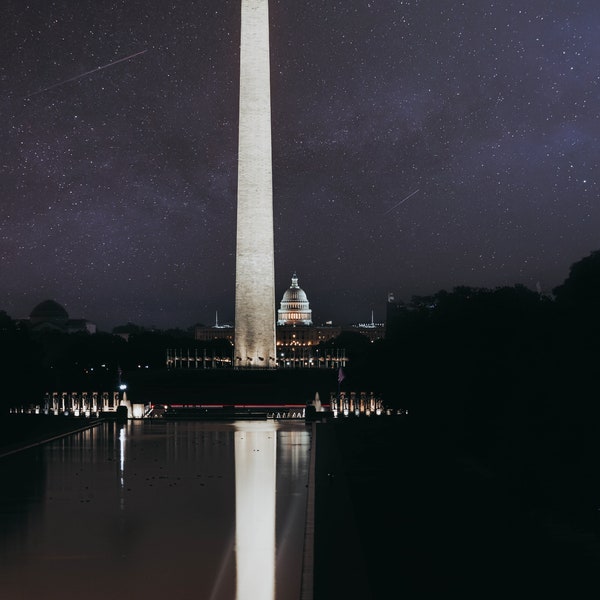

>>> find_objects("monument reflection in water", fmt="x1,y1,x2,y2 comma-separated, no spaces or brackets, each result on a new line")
235,422,276,600
0,419,310,600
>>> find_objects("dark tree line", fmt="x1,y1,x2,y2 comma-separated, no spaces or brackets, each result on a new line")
345,249,600,528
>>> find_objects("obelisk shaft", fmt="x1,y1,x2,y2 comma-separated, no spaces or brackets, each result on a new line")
234,0,276,368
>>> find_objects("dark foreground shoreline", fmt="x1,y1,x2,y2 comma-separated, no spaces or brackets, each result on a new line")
313,417,600,599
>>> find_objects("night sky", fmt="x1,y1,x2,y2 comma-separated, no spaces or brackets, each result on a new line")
2,1,598,331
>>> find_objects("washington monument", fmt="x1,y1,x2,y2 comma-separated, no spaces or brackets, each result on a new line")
234,0,276,368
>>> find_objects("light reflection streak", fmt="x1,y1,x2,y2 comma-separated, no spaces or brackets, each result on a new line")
119,426,126,490
235,421,277,600
276,429,309,570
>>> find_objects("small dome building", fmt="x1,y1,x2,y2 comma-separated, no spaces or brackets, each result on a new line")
29,299,69,331
277,273,313,326
28,299,96,334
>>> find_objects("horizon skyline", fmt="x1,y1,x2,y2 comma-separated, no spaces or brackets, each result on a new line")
6,271,391,331
5,261,579,333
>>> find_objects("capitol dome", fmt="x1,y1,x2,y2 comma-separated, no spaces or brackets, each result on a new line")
277,273,313,325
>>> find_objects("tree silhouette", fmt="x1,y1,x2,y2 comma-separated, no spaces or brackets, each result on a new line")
553,249,600,310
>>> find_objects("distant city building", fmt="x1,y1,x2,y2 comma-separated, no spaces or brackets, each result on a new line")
276,273,340,351
195,312,234,343
346,310,385,342
277,273,312,325
274,274,342,367
276,324,342,347
26,299,96,334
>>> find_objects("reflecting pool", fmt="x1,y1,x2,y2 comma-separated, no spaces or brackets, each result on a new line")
0,419,312,600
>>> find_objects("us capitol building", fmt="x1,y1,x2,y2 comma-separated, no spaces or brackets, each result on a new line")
192,273,385,369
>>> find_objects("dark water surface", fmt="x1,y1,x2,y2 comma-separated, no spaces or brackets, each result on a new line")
0,420,311,600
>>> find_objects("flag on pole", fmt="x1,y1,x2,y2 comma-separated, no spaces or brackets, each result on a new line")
338,366,345,383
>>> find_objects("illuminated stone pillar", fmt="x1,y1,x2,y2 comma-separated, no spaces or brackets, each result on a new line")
234,0,276,368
